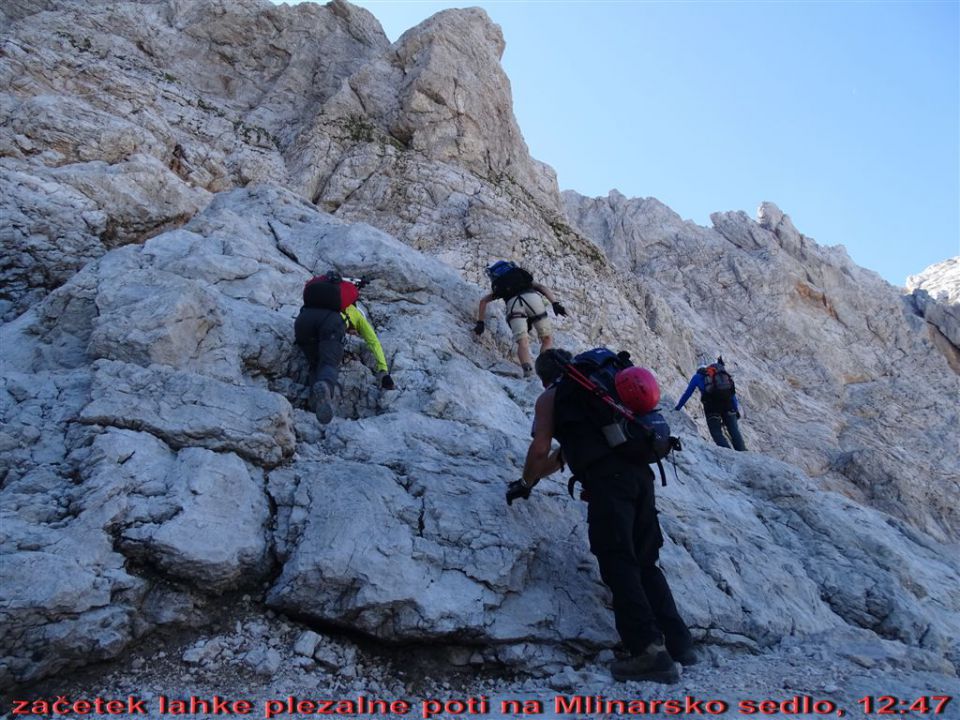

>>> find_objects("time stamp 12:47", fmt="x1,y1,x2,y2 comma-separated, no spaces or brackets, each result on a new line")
736,695,954,716
854,696,952,715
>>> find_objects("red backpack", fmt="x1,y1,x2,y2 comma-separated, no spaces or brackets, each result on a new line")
302,273,360,311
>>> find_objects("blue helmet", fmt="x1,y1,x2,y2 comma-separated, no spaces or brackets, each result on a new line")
486,260,513,278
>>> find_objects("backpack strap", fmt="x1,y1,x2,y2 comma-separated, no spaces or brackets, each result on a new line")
506,293,548,322
654,457,667,487
652,436,683,487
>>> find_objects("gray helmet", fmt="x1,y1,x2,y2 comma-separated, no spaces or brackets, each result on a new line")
535,348,573,384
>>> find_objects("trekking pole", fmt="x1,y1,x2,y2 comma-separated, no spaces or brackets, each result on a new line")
562,363,638,423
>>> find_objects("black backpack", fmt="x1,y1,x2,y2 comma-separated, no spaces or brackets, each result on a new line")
302,274,342,312
488,261,534,300
562,348,680,485
703,364,735,400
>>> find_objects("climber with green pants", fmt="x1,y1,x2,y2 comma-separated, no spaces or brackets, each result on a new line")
295,272,394,424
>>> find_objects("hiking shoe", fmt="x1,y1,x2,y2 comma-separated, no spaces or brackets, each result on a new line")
521,363,534,378
311,382,335,425
610,641,679,684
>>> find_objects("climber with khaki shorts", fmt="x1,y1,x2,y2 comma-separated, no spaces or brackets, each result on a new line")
474,261,568,377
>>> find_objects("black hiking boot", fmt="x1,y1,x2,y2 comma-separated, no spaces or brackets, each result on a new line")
671,645,698,666
311,382,335,425
521,363,534,378
610,641,680,684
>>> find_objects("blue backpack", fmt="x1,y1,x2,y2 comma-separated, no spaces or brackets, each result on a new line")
487,261,534,300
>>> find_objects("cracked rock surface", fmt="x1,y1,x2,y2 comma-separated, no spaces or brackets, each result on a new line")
1,0,958,699
906,257,960,371
3,186,958,693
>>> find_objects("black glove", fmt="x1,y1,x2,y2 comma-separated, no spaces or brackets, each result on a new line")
474,320,485,335
506,479,532,506
567,476,589,502
552,302,567,317
380,373,395,390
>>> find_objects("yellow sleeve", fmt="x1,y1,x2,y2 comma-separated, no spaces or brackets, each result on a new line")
344,305,389,373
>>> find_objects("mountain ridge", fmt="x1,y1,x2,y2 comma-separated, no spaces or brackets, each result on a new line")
1,0,958,699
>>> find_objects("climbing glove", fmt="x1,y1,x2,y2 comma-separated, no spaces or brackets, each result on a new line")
552,302,567,317
380,373,395,390
506,479,532,506
567,476,589,502
473,320,485,335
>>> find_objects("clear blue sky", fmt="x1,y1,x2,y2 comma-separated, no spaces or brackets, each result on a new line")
282,1,960,286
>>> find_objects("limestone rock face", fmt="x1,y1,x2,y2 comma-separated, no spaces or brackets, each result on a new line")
1,0,958,698
3,185,959,691
0,154,210,320
908,257,960,305
1,0,561,320
906,258,960,369
1,0,386,317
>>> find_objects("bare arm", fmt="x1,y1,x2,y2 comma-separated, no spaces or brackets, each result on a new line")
531,282,557,303
521,388,563,485
476,293,495,321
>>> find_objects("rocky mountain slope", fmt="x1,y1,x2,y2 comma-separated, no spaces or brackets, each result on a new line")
906,257,960,372
909,258,960,305
561,193,960,542
2,0,958,703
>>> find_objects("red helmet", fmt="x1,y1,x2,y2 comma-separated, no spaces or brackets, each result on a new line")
615,367,660,414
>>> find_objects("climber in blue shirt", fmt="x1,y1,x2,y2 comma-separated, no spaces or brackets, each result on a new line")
675,358,747,451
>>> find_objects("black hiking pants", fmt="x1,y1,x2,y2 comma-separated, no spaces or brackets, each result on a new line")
294,306,346,390
706,411,747,451
584,458,692,658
